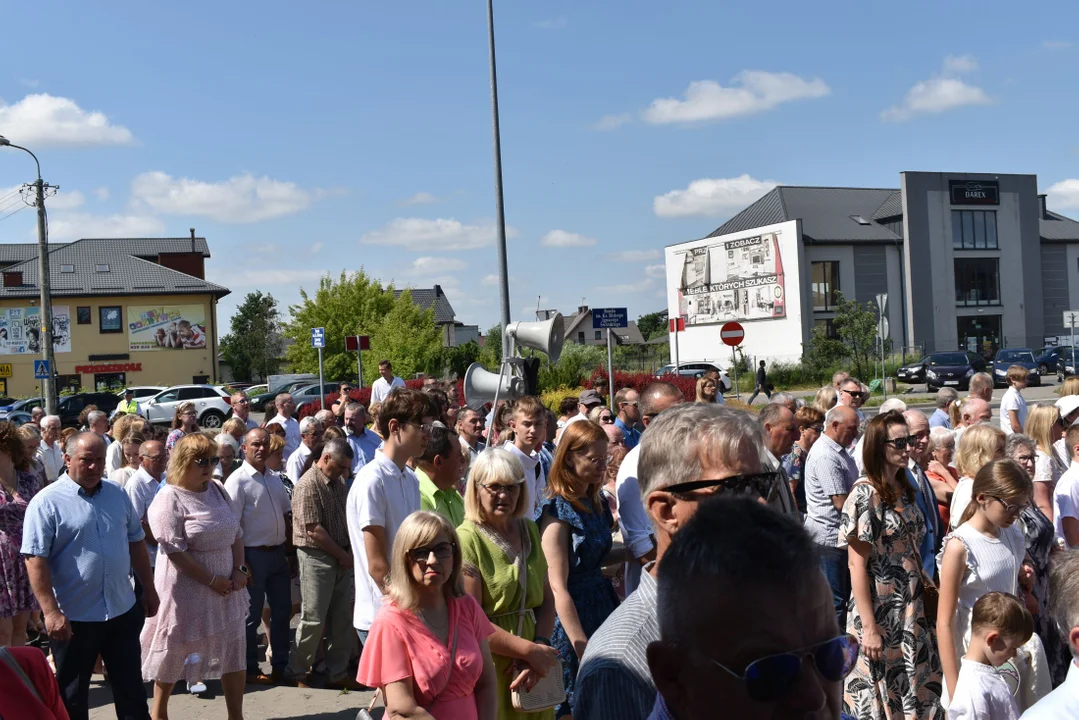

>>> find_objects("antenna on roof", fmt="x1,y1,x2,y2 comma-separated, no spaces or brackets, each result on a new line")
535,295,541,320
190,227,195,253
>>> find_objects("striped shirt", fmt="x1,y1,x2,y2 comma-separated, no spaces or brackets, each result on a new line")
20,474,144,622
574,563,658,720
803,433,859,547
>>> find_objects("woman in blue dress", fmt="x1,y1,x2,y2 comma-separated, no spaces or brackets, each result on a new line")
539,419,622,719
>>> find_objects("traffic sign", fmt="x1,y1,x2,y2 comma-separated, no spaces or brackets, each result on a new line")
310,327,326,349
720,321,745,347
345,335,371,352
34,360,50,379
592,308,628,329
1064,311,1079,329
668,317,685,333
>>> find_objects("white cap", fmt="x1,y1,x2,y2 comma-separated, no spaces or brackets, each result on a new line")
1055,396,1079,425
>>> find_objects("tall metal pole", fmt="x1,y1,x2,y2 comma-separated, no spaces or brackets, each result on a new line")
318,347,325,414
486,0,511,338
357,349,364,389
606,328,615,410
34,178,57,415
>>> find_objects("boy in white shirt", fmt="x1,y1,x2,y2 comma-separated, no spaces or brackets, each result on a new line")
948,591,1033,720
999,366,1029,436
503,396,548,519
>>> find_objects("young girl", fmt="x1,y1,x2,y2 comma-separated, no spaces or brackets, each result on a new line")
1024,404,1064,522
937,459,1032,705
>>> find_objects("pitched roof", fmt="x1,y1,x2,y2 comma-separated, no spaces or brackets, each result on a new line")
872,191,903,220
1040,210,1079,241
0,237,227,298
394,285,456,324
613,321,646,345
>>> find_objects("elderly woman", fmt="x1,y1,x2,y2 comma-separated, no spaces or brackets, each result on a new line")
0,421,39,647
1025,404,1064,522
814,385,838,414
948,423,1007,528
694,376,718,404
457,449,560,720
926,426,960,527
840,410,944,718
212,433,240,482
539,420,622,719
109,432,146,487
165,402,199,457
586,406,614,425
782,405,824,515
357,510,498,719
141,433,249,720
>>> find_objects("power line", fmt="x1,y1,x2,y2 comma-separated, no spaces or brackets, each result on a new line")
0,204,27,224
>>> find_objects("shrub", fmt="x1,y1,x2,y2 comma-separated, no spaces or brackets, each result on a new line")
297,378,429,419
540,386,587,413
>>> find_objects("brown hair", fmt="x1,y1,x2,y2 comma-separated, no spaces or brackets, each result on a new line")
971,591,1034,644
171,402,198,430
378,388,437,438
794,406,825,429
546,419,608,512
861,410,914,506
110,414,137,443
559,396,580,416
0,421,30,471
958,458,1034,526
1007,365,1030,385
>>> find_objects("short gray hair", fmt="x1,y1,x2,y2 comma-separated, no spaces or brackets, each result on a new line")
638,403,766,501
65,430,104,456
1050,550,1079,658
87,410,106,426
1005,433,1036,457
299,416,323,434
770,392,797,411
344,401,364,416
315,409,336,426
970,372,994,394
30,406,43,417
928,426,954,450
321,437,353,464
41,415,60,430
878,398,908,414
214,432,239,454
936,387,959,409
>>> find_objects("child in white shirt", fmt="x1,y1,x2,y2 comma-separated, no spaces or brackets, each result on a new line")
948,591,1035,720
998,366,1029,436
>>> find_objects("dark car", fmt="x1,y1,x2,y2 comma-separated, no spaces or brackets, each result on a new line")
896,356,930,385
249,379,319,413
293,382,346,414
1036,346,1067,375
0,396,43,419
925,351,987,391
56,392,121,427
1058,348,1079,382
990,348,1042,387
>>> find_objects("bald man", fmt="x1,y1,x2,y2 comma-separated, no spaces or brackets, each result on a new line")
954,397,992,448
968,373,994,404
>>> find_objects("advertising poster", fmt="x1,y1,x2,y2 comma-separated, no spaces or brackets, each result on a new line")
0,306,71,354
676,232,787,326
128,305,208,352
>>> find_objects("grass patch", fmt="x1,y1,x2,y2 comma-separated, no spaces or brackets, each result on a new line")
862,394,937,408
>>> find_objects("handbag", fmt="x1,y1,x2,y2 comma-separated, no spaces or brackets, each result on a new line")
510,519,567,713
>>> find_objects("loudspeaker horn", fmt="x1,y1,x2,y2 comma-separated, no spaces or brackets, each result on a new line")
505,313,565,364
463,362,524,404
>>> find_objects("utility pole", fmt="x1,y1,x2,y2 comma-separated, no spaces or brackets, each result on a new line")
486,0,511,338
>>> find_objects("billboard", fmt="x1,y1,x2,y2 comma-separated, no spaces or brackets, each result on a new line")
675,231,787,325
128,305,208,352
0,306,71,354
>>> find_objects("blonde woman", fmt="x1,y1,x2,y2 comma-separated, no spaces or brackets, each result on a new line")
948,423,1007,529
814,385,837,414
458,449,560,720
357,510,498,719
106,414,139,475
1062,375,1079,397
108,432,146,487
1025,404,1064,522
694,376,718,404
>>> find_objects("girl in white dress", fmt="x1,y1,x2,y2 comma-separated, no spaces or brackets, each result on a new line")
938,459,1032,706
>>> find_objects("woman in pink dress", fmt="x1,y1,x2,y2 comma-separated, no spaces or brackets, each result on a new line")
0,421,39,647
142,433,250,720
358,510,498,720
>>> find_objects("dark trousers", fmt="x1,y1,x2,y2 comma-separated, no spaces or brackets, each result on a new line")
246,545,292,674
819,544,852,630
747,384,772,404
51,602,149,720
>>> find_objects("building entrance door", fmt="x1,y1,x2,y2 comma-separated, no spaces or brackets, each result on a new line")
957,315,1001,360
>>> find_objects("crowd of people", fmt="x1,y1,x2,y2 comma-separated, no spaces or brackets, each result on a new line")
0,362,1078,720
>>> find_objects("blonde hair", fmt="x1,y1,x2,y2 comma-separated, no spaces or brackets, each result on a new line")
267,434,286,457
1062,376,1079,397
387,511,464,611
955,423,1006,479
166,432,216,484
814,386,837,413
110,414,137,444
695,376,717,403
222,417,246,437
1024,404,1061,455
1006,365,1030,385
463,448,528,524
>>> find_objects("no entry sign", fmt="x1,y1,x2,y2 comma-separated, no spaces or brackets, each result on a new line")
720,321,745,347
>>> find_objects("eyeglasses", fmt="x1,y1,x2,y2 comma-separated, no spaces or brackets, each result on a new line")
620,400,638,407
664,472,783,502
1013,454,1036,464
599,415,614,424
406,422,435,436
480,481,522,496
883,436,916,450
990,496,1029,515
193,456,220,467
807,425,824,434
700,634,860,703
840,387,867,399
233,399,250,405
408,542,455,563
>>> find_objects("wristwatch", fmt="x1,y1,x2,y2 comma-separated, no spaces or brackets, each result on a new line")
236,564,251,577
533,636,551,646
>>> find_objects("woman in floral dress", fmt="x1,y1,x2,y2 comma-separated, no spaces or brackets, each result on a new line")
0,421,39,647
839,410,944,719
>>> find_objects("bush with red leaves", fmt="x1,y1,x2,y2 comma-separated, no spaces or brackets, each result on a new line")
583,367,698,403
296,377,465,419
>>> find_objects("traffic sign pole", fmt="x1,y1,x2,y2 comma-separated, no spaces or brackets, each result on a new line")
318,347,325,410
606,328,614,409
592,309,627,406
311,327,326,411
720,322,745,400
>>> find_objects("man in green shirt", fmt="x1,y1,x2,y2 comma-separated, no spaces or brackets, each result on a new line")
415,421,466,527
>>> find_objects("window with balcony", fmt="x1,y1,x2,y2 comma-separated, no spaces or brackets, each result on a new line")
811,261,840,311
954,258,1000,306
952,210,998,249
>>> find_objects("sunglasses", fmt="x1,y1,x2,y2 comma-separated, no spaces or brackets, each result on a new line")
665,472,783,503
194,456,220,467
702,634,860,703
408,541,455,563
883,436,916,450
599,415,614,424
840,388,867,399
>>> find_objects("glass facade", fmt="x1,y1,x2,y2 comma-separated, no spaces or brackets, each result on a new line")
954,258,1000,306
952,210,998,249
811,261,840,311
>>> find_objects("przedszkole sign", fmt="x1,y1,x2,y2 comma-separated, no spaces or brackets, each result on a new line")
949,180,1000,206
74,363,144,374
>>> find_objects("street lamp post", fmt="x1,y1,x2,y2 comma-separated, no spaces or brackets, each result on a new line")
0,136,57,415
485,0,511,337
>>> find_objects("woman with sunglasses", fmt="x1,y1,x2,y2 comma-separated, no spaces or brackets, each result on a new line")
165,401,200,458
539,420,621,719
586,406,614,425
694,376,718,404
1024,404,1064,523
838,410,945,718
357,510,498,719
141,433,250,720
936,459,1031,706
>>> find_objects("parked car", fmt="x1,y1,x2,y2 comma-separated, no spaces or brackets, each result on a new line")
249,379,320,413
1058,349,1079,382
655,361,733,392
244,384,268,397
4,410,32,426
1035,346,1068,376
292,382,346,414
56,393,122,428
115,385,167,401
0,397,43,419
896,356,930,385
142,385,233,428
925,351,987,391
990,348,1041,387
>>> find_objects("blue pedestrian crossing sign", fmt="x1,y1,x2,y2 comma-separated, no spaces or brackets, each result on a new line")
34,359,51,379
311,327,326,349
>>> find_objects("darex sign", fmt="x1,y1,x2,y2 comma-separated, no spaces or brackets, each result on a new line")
949,180,999,206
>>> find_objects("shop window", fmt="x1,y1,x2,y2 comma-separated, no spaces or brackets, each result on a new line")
99,306,122,333
56,374,82,394
954,258,1001,306
951,210,998,249
76,307,91,325
95,373,126,391
811,261,840,311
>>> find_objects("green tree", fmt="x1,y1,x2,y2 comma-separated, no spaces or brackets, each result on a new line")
220,291,284,382
368,290,446,382
831,292,879,381
443,340,482,379
477,323,503,370
636,309,669,341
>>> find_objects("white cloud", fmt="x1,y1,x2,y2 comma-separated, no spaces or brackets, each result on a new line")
0,94,134,147
593,113,632,131
642,71,830,125
398,191,440,206
645,264,666,279
410,256,467,274
881,56,991,122
1047,179,1079,209
130,171,315,223
359,217,514,251
532,16,567,30
481,274,500,286
596,278,655,294
93,187,109,201
654,174,779,218
310,241,324,254
1044,40,1072,51
540,229,598,247
219,268,330,287
47,213,165,241
609,249,660,262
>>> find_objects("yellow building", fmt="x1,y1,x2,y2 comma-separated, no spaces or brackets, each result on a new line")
0,234,229,397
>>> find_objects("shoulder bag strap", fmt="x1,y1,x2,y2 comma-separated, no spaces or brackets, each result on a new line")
0,647,43,704
515,519,530,638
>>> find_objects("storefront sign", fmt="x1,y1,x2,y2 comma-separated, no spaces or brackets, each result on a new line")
127,305,208,352
75,363,143,374
0,364,11,378
950,180,999,206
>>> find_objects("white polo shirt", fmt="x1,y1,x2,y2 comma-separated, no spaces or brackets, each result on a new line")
1053,461,1079,546
370,376,405,404
285,443,314,484
124,466,163,568
504,441,545,518
36,440,64,484
615,445,653,597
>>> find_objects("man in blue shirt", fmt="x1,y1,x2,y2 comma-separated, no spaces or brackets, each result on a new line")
22,432,157,720
613,387,642,449
929,388,957,429
343,401,381,475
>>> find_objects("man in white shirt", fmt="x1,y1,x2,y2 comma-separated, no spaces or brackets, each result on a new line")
1052,396,1079,468
456,405,486,466
343,402,381,474
124,440,166,570
504,396,547,519
1020,549,1079,719
285,417,324,484
266,393,301,459
347,388,434,643
36,414,64,484
616,382,684,597
1054,425,1079,548
231,390,259,431
369,360,405,404
87,410,111,446
224,428,294,685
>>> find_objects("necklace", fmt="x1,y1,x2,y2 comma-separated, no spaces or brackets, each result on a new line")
419,607,448,630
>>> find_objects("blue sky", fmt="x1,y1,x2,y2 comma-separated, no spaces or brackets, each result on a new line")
1,1,1077,336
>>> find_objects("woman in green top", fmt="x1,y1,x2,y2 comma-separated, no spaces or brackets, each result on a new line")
459,448,560,720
